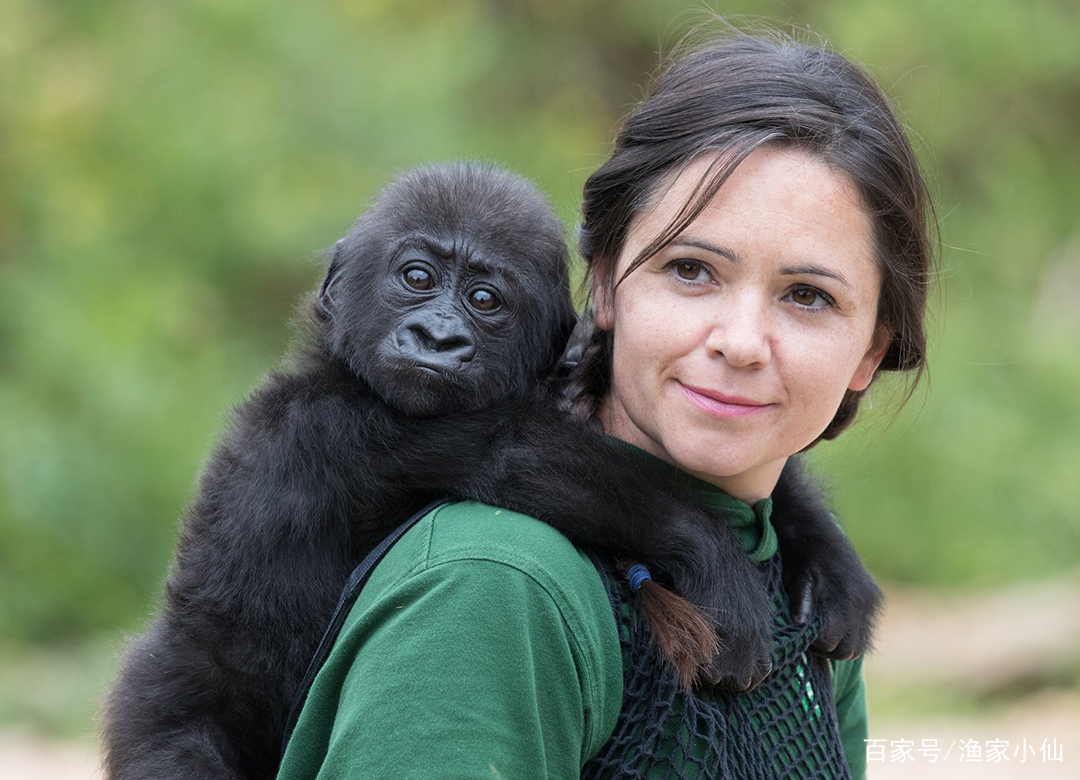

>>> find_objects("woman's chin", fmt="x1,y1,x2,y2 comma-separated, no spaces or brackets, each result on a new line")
668,441,787,499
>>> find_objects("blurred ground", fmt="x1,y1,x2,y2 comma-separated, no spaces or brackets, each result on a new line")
865,571,1080,778
3,574,1077,779
0,729,100,780
869,690,1078,779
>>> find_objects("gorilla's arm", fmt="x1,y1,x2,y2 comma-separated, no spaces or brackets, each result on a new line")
396,391,881,668
392,391,776,682
770,457,884,658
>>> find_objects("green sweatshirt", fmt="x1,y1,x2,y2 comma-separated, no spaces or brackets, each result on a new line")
278,496,868,778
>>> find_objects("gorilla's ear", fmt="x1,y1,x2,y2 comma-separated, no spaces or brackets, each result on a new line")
318,240,346,317
558,307,579,353
541,301,580,379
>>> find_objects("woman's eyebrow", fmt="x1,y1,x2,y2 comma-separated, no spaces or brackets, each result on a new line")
668,238,742,264
779,265,853,289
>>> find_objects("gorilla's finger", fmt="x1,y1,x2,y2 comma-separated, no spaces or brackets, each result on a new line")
811,628,841,655
793,577,814,625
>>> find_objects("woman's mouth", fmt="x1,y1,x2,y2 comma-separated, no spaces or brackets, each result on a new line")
677,382,775,418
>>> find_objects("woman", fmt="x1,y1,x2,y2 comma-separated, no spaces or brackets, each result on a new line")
277,29,932,780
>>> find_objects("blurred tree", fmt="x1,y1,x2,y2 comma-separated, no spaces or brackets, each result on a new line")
0,0,1077,653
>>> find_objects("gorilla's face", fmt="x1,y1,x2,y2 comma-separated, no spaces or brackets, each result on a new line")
348,228,532,416
321,164,575,417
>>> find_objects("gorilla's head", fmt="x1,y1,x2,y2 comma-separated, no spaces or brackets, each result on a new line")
317,162,576,417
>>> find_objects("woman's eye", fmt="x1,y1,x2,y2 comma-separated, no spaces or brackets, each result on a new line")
789,286,833,309
403,267,433,291
671,260,708,282
468,288,500,312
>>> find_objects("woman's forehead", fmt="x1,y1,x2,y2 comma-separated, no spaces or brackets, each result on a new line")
621,147,877,280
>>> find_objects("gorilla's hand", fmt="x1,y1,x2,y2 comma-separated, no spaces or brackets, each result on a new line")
772,458,883,660
657,500,775,691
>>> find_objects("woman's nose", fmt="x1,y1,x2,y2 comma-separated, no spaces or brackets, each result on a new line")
703,296,772,368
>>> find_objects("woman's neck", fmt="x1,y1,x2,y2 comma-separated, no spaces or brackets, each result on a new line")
691,464,783,504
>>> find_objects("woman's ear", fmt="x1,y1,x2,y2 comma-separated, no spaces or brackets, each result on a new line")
592,274,615,331
848,326,893,392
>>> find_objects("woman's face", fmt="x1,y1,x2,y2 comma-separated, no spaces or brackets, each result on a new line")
595,146,889,502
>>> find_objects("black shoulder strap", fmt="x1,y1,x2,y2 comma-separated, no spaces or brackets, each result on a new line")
280,498,450,757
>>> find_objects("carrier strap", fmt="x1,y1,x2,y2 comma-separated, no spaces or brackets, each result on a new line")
280,498,450,756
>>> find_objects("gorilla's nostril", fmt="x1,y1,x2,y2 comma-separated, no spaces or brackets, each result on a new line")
407,323,473,356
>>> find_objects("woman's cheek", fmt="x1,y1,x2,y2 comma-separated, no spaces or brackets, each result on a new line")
777,343,836,418
618,291,684,366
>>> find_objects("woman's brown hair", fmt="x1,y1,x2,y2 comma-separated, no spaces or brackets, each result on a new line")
562,26,935,685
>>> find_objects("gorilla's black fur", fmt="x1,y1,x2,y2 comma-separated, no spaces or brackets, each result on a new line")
102,163,881,779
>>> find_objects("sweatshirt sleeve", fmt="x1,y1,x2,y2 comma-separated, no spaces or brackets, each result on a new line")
831,656,869,780
277,502,623,780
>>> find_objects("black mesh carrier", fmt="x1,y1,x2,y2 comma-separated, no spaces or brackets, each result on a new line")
582,551,853,780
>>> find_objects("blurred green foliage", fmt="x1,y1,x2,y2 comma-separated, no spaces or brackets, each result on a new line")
1,0,1077,664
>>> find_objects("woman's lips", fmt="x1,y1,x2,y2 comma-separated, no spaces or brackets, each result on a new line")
677,382,775,418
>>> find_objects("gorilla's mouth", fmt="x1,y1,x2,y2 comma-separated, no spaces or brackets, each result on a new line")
365,357,480,417
387,359,466,387
385,358,458,382
409,363,447,378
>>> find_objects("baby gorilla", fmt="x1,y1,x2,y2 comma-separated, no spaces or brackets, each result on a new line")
102,163,881,780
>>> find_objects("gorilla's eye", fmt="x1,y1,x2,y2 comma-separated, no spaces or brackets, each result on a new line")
468,288,500,312
403,267,433,291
